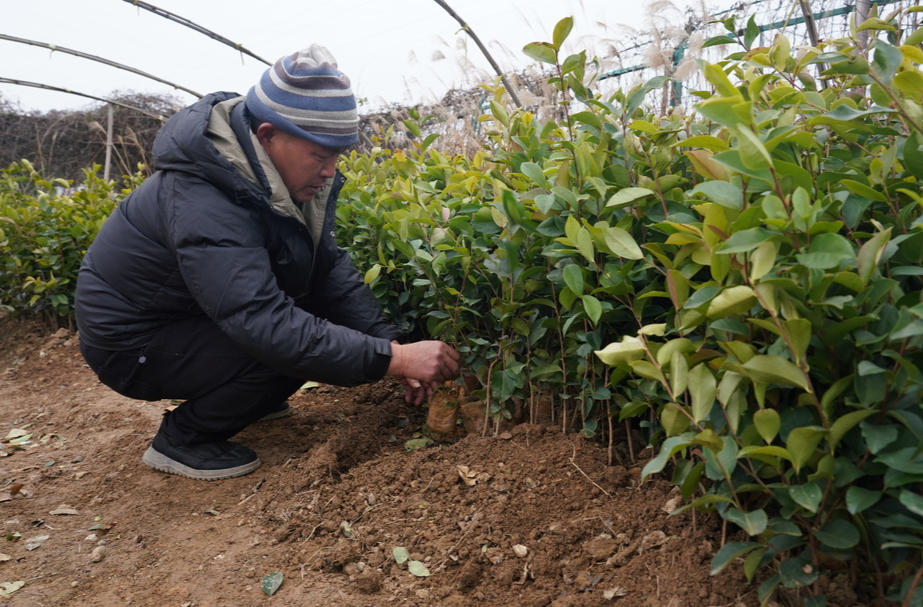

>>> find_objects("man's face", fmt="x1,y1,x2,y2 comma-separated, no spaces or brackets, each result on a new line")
257,124,343,204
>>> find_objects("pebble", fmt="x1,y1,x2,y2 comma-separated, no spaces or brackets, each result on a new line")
70,455,84,463
85,534,97,542
90,546,106,563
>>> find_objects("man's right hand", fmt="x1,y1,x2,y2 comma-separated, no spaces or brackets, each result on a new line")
387,341,461,385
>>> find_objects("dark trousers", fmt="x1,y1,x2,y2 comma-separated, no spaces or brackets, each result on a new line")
80,315,304,446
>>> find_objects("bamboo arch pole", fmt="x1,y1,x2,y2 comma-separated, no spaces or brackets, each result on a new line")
0,34,203,99
122,0,271,66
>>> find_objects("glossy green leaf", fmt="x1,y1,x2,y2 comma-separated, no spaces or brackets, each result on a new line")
725,507,768,536
846,486,882,514
606,187,655,209
719,228,779,254
753,408,781,444
600,225,643,259
689,363,717,422
688,181,744,209
786,427,826,474
583,294,602,325
814,518,860,549
552,17,574,50
595,336,646,366
520,161,547,187
736,127,772,171
789,482,823,513
522,42,557,65
707,285,756,318
563,264,584,295
872,40,903,85
742,355,809,390
828,409,876,450
710,541,762,576
661,402,690,436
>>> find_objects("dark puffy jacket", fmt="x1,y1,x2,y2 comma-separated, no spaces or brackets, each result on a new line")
76,92,400,386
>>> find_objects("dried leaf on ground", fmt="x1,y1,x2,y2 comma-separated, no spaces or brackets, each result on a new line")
0,580,24,595
49,505,79,515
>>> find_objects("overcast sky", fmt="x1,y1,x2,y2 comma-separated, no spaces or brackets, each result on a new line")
2,0,737,113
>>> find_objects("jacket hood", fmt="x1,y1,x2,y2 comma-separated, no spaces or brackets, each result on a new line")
152,92,267,207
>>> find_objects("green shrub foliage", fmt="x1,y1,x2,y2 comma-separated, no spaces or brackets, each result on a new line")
2,8,922,602
339,13,923,604
0,161,140,324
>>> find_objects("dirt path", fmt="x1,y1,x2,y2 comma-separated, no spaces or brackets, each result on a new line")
0,318,765,606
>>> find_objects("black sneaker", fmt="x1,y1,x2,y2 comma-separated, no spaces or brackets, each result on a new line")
142,433,261,480
258,401,292,422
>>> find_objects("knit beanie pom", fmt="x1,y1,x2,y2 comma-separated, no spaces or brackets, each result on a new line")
246,44,358,149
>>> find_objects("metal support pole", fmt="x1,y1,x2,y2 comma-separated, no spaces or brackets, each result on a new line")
104,104,113,182
856,0,872,49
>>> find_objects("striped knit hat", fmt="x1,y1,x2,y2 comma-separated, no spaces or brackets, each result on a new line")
246,44,358,149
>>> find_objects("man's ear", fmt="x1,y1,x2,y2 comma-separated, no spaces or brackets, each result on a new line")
255,123,277,148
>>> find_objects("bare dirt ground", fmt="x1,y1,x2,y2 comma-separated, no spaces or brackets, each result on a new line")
0,316,855,607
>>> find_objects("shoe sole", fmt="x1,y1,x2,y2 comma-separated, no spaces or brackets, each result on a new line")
142,446,261,480
258,403,293,422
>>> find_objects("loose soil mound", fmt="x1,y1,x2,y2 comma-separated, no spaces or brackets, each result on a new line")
0,317,779,606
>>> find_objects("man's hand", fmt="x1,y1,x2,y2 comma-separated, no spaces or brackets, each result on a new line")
387,341,461,403
398,377,439,405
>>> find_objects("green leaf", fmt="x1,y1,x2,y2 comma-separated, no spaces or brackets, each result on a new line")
393,546,410,564
606,187,655,209
814,519,860,550
857,229,891,286
661,402,690,436
404,437,433,451
706,285,756,318
840,179,887,202
689,363,717,422
821,104,894,122
552,17,574,50
576,227,595,262
753,409,781,443
583,295,602,325
600,225,643,259
563,264,584,295
872,40,903,85
904,131,923,180
674,135,730,151
710,541,762,576
595,336,646,366
846,486,881,514
641,436,693,480
736,127,772,171
688,181,744,210
523,42,557,65
780,557,819,588
743,16,760,49
719,227,779,254
725,507,768,536
742,355,808,390
795,233,856,270
785,427,826,474
900,490,923,517
261,571,284,596
702,35,738,49
789,482,823,513
520,161,547,188
828,409,877,450
408,560,431,577
363,264,381,285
